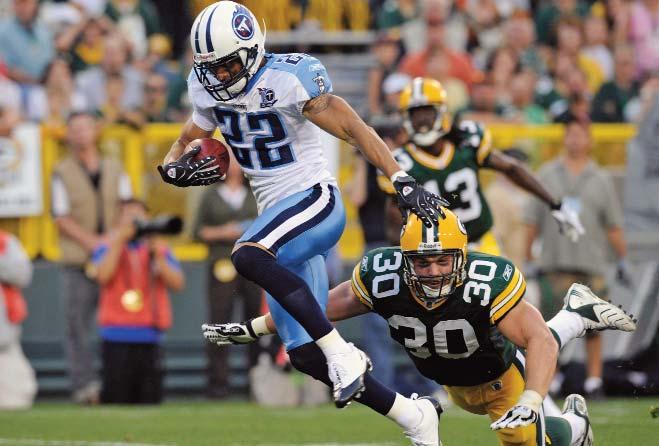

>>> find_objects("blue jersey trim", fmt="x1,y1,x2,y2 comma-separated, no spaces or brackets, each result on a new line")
100,326,162,344
243,53,276,94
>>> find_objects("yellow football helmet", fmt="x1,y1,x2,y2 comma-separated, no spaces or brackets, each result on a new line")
400,207,467,309
399,77,452,147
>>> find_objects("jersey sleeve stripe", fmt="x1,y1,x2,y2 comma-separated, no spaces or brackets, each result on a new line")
476,128,493,165
490,280,526,325
351,264,373,308
490,268,521,309
489,269,523,316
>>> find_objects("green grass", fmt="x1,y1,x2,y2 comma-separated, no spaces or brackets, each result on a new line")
0,398,656,446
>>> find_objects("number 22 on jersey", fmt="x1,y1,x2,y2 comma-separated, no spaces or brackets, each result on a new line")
214,108,294,170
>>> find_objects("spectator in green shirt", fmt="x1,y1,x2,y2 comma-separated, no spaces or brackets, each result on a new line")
534,0,590,46
591,45,640,122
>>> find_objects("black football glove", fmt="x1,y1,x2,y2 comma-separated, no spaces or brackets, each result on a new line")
157,146,222,187
392,173,448,227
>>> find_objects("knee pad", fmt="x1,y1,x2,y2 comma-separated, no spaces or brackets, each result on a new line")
287,343,331,386
231,245,272,280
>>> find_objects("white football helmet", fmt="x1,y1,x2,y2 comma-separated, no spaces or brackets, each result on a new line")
190,1,266,101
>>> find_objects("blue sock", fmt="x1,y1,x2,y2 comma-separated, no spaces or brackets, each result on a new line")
232,245,333,340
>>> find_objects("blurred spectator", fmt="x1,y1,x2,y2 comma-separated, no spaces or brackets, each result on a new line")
380,72,412,115
485,46,521,106
149,0,191,59
485,148,531,266
94,199,184,404
140,72,174,123
534,0,590,46
459,82,502,122
582,14,614,81
523,116,630,398
629,0,659,79
56,15,116,73
165,46,193,122
27,57,88,131
606,0,632,46
75,33,144,113
503,15,547,75
51,111,133,404
591,45,639,122
0,67,21,137
500,71,548,123
536,52,590,121
193,158,260,400
0,0,55,85
426,51,469,113
623,77,659,231
376,0,420,30
556,17,605,94
464,0,507,59
0,230,37,410
398,2,480,87
100,74,145,127
136,33,179,83
555,91,591,123
104,0,161,59
367,32,403,118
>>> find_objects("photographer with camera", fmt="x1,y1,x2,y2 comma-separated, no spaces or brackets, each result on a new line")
93,199,184,404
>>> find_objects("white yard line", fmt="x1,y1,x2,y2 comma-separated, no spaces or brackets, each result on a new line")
0,439,176,446
246,443,400,446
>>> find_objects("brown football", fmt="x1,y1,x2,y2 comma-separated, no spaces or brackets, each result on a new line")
185,138,231,179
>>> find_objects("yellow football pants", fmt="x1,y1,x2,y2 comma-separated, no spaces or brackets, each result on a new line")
467,230,501,256
445,352,546,446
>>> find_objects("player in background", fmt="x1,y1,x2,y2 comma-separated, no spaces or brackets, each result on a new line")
156,1,444,438
205,208,637,446
379,78,585,254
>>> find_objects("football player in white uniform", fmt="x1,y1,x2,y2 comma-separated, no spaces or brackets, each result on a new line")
157,1,444,440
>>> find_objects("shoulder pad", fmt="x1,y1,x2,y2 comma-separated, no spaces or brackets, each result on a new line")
351,247,405,307
271,53,333,99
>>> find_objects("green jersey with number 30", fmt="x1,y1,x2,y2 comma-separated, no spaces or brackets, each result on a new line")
351,247,527,386
380,120,494,242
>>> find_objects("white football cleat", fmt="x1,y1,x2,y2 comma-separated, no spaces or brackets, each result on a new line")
562,394,593,446
404,394,442,446
563,283,637,335
327,343,372,408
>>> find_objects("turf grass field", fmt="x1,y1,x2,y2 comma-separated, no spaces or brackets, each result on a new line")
0,398,656,446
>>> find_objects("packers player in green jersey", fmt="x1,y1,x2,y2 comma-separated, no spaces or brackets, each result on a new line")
204,208,636,446
379,77,584,254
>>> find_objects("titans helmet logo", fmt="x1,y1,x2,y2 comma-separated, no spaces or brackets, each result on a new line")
232,6,255,40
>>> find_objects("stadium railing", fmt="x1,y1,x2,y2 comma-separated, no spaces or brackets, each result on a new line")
0,123,637,262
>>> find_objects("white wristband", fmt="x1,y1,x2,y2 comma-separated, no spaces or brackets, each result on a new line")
517,390,543,411
250,315,272,337
390,170,407,183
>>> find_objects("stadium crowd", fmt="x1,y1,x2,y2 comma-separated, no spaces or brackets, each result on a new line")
1,0,659,136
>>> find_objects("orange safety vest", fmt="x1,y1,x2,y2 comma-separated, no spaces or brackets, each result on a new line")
97,243,172,331
0,232,28,324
